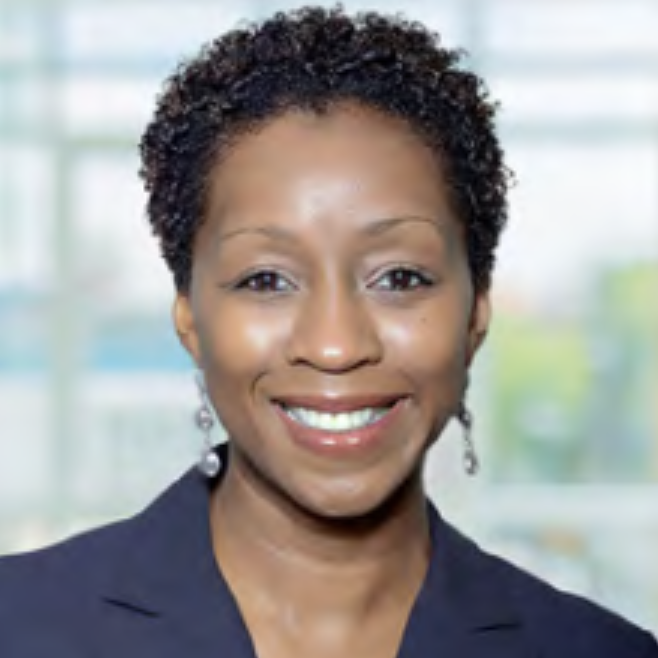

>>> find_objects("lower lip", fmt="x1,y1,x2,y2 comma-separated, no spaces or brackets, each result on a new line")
274,400,406,456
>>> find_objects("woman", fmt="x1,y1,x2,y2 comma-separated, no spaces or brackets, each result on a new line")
0,6,655,657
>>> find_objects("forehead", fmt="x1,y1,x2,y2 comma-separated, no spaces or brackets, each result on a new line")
205,104,455,232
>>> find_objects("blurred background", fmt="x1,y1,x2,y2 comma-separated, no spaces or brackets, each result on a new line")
0,0,657,630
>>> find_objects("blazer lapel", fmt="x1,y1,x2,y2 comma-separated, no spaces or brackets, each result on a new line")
397,506,539,658
98,450,257,657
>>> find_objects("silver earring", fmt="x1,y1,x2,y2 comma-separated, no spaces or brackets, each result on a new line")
457,402,479,476
195,371,221,478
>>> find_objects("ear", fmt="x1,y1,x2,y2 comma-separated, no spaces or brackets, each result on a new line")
173,294,203,367
466,291,491,367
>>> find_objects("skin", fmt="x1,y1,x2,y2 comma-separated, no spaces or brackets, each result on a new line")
174,103,490,658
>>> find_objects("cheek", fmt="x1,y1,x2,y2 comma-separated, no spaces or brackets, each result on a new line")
196,302,293,438
379,306,469,389
197,301,291,381
381,309,469,364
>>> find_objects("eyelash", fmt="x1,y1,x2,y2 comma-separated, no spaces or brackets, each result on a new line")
234,269,295,294
233,266,434,295
372,266,434,292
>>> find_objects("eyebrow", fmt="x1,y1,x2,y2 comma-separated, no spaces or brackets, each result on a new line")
360,215,447,237
215,215,447,245
217,224,295,245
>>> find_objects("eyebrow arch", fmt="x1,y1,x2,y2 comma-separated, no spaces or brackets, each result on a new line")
359,215,447,237
217,224,293,244
215,215,446,245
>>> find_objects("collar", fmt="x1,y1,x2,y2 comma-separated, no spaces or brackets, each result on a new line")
102,444,534,657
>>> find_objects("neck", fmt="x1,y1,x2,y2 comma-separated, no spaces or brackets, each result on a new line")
209,450,431,636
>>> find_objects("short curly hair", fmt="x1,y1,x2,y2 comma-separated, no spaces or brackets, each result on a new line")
140,5,510,293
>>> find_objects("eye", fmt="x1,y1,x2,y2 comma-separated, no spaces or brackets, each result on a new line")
235,270,294,294
372,267,434,292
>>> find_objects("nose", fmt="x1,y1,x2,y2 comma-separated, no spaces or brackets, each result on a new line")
284,283,383,373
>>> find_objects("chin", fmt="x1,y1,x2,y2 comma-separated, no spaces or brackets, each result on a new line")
305,496,384,522
289,467,423,525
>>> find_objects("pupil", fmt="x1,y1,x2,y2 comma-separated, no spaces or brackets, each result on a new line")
394,270,409,287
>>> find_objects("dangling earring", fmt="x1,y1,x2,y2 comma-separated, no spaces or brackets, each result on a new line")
456,401,479,476
195,370,221,478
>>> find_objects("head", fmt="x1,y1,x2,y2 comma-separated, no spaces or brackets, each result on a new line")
140,6,510,520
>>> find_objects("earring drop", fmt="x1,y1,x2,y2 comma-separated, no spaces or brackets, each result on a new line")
195,371,221,478
457,402,479,476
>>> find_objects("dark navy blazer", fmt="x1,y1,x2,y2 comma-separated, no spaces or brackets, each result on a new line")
1,450,656,657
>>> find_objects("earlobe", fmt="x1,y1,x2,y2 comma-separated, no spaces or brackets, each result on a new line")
173,294,202,366
466,292,491,366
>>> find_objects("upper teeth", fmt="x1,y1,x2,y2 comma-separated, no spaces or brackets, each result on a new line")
283,406,389,432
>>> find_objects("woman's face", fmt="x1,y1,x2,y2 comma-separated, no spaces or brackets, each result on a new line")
175,104,489,519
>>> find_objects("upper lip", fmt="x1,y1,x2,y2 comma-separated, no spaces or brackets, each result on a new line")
273,394,405,413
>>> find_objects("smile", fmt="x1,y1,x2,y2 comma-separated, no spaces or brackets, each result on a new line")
281,406,390,432
274,396,405,454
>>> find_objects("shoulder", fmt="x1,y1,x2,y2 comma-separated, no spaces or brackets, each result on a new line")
479,542,658,656
0,519,136,654
0,517,133,610
0,465,201,614
0,467,209,656
434,515,657,656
